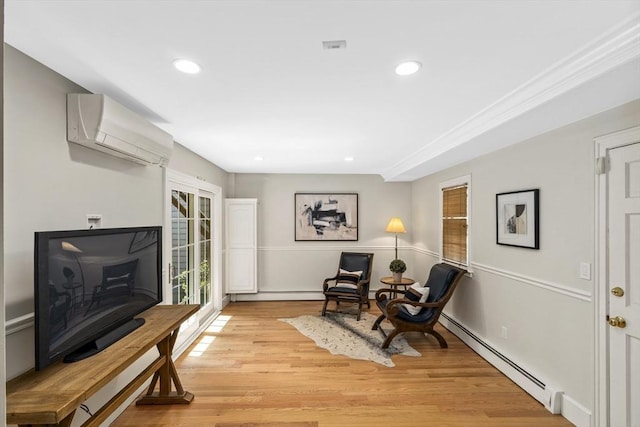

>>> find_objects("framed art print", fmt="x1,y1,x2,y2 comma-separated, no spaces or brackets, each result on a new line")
496,189,539,249
295,193,358,241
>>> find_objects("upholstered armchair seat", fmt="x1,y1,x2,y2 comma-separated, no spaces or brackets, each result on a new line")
372,263,466,348
376,297,438,324
322,252,374,321
324,285,360,297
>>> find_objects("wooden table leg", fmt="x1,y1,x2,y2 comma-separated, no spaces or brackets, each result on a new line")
136,326,194,405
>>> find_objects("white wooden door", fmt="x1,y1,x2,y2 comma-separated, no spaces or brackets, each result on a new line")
608,141,640,427
225,199,257,294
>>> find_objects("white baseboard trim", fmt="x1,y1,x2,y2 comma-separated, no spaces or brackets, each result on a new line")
230,289,390,302
440,313,591,427
258,245,390,252
561,395,593,427
232,291,324,301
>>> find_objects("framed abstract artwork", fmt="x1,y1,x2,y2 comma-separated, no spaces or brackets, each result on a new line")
496,189,539,249
295,193,358,241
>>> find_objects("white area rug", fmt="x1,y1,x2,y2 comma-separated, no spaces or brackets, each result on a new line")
279,311,420,367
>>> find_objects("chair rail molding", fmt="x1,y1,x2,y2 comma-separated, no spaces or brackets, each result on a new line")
471,262,592,302
412,246,439,259
5,312,34,336
411,247,592,302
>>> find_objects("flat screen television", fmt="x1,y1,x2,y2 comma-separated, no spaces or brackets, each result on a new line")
34,226,162,370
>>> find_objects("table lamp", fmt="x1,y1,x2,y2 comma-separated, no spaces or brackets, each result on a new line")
385,217,406,260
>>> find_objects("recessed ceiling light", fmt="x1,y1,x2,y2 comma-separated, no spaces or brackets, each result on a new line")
173,59,201,74
344,156,354,162
395,61,421,76
254,156,264,161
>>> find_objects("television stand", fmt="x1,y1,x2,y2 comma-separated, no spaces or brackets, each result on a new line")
6,304,199,426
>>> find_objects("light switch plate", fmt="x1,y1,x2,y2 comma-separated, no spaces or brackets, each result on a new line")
579,262,591,280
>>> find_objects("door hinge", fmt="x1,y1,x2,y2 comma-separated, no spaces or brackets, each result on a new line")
595,156,608,175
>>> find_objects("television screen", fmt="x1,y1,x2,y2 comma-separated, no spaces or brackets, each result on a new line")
34,226,162,370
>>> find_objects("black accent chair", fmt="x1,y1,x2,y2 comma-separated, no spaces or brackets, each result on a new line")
372,263,466,348
322,252,374,321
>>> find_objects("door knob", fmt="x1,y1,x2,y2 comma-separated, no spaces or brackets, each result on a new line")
611,287,624,297
608,316,627,328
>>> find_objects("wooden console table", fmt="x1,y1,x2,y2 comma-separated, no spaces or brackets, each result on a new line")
6,304,199,427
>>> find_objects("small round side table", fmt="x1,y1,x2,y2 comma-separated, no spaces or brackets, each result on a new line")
380,276,416,298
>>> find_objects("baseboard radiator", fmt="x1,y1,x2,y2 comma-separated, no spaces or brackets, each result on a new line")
440,313,563,415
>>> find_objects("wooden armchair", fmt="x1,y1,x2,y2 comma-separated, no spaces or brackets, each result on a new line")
372,263,466,348
322,252,374,321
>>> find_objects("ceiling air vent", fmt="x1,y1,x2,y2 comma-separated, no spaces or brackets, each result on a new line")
322,40,347,50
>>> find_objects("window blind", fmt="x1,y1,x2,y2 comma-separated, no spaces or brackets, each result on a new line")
442,184,468,265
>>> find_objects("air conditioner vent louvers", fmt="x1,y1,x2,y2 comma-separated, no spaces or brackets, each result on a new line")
67,93,173,167
322,40,347,50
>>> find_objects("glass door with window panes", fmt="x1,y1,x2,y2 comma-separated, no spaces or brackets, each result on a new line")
171,189,196,305
166,170,221,329
170,189,215,309
198,193,213,308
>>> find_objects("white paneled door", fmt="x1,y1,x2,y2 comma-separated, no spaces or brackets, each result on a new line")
608,141,640,427
225,199,257,294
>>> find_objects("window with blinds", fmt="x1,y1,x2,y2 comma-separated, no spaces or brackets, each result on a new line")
442,183,468,266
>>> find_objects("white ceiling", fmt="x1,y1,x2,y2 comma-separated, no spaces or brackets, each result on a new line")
5,1,640,181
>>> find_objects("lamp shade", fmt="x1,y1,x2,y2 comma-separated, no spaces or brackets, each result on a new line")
385,217,407,233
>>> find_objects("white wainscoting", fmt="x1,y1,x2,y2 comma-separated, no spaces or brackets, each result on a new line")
439,313,592,426
415,248,592,427
471,262,592,302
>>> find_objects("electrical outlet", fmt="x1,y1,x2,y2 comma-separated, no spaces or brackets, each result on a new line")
501,326,508,340
87,214,102,229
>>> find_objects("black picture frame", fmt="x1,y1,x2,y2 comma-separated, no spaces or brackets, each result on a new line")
496,189,539,249
295,193,358,241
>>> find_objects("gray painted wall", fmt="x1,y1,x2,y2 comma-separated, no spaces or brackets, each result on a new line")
410,99,640,413
4,35,640,425
233,173,412,295
3,44,164,377
233,102,640,420
2,45,229,425
169,142,230,187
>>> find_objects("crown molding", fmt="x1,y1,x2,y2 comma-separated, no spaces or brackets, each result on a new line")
382,13,640,182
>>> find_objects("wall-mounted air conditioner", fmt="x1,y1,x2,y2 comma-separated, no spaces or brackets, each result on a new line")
67,93,174,166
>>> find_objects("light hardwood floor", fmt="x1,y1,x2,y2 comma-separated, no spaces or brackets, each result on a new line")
112,301,572,427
